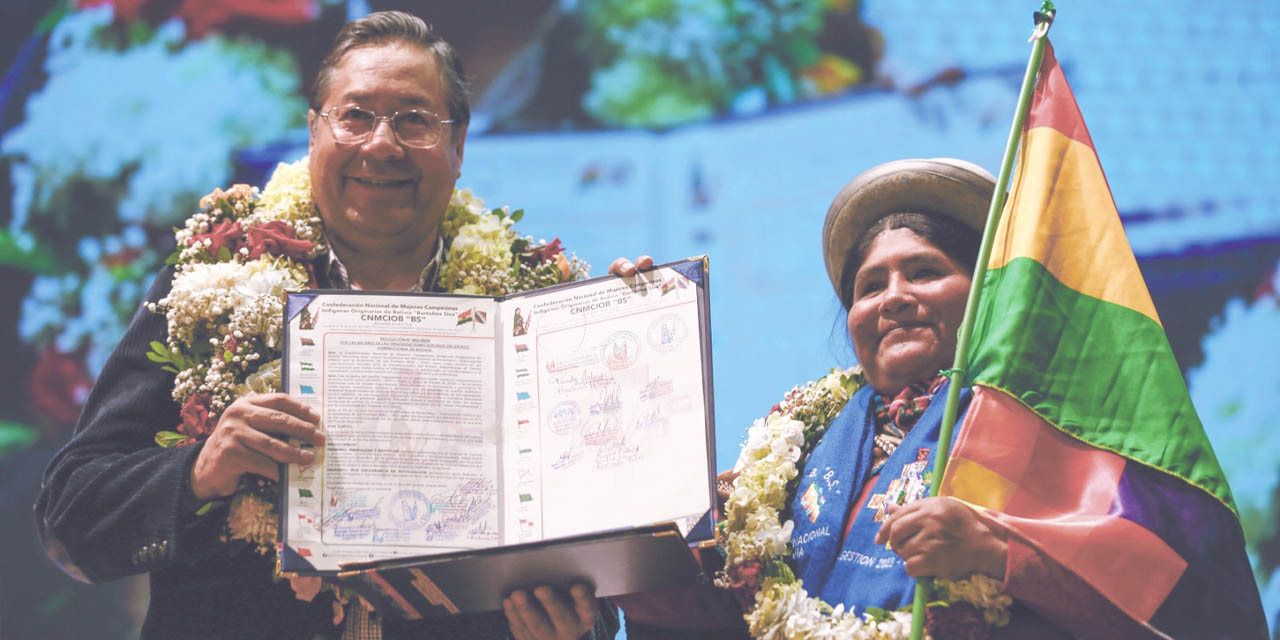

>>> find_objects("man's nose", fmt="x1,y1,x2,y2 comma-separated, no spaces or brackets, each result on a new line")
362,119,404,156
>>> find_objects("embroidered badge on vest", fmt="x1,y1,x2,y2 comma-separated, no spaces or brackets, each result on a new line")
866,447,933,522
800,482,825,523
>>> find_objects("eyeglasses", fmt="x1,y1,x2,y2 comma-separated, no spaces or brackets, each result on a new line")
317,104,455,149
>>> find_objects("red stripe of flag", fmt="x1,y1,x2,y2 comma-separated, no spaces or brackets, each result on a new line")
943,385,1185,622
1026,44,1093,147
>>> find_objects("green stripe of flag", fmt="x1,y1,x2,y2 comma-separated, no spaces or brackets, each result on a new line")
969,257,1234,511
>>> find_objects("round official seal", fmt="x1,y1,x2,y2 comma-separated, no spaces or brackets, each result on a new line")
601,331,640,370
547,400,581,435
387,490,432,530
646,314,688,353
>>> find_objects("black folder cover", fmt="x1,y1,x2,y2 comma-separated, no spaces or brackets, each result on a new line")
337,522,705,619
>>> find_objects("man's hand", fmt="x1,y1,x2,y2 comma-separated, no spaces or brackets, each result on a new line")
874,496,1008,581
607,255,654,277
189,393,325,500
503,584,598,640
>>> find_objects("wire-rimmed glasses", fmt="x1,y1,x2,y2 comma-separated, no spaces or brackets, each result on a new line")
316,104,455,149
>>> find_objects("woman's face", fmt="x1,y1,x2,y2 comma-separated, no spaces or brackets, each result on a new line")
847,227,972,394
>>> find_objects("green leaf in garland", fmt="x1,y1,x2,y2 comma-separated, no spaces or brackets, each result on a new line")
864,607,893,622
194,501,220,517
147,341,195,371
154,430,189,447
509,209,525,223
216,198,235,219
164,250,182,265
217,246,232,262
149,341,170,358
223,349,233,363
772,560,796,582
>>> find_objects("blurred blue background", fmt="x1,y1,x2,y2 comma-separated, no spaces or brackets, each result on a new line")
3,0,1278,636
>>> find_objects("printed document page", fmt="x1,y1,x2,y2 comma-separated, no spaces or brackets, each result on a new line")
503,266,711,540
284,294,501,571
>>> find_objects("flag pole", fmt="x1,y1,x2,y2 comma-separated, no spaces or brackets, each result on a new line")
908,4,1055,639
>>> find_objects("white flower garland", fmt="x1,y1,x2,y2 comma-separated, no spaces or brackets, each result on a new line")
146,157,588,555
719,367,1012,639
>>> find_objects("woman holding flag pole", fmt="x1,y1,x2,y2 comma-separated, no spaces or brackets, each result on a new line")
609,4,1267,640
619,161,1174,639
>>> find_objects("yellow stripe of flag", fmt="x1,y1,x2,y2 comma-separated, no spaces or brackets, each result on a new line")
987,126,1161,326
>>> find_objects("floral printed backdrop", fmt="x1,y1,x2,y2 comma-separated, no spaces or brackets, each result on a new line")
1,1,1278,637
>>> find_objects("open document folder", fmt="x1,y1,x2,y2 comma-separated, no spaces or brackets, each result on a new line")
278,257,716,617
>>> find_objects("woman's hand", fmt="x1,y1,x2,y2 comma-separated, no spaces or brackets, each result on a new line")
607,255,654,277
503,584,598,640
874,496,1008,581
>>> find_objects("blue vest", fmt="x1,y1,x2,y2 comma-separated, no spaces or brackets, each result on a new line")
788,382,972,612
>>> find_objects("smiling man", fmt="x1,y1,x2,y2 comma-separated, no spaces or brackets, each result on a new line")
36,11,616,640
306,24,466,292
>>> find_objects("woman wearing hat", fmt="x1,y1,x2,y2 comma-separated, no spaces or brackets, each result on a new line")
606,158,1156,639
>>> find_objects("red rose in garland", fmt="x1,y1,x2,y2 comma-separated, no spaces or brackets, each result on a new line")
187,219,243,259
179,392,216,440
246,220,313,261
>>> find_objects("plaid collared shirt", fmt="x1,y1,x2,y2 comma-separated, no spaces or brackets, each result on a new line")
324,237,444,292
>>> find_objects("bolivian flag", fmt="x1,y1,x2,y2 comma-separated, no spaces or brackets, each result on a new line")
941,41,1266,637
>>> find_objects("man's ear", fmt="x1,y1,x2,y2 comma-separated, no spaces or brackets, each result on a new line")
451,124,468,179
307,109,317,153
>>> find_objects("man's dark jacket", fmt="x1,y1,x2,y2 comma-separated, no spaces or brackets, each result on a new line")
35,264,608,639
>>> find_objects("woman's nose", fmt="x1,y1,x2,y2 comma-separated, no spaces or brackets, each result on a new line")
881,275,913,314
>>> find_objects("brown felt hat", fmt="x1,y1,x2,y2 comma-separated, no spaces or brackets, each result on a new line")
822,158,995,306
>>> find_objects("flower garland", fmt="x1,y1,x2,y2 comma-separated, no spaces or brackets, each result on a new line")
717,367,1013,639
145,156,588,558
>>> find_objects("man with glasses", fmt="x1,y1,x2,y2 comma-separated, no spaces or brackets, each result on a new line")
305,12,466,294
36,11,620,640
